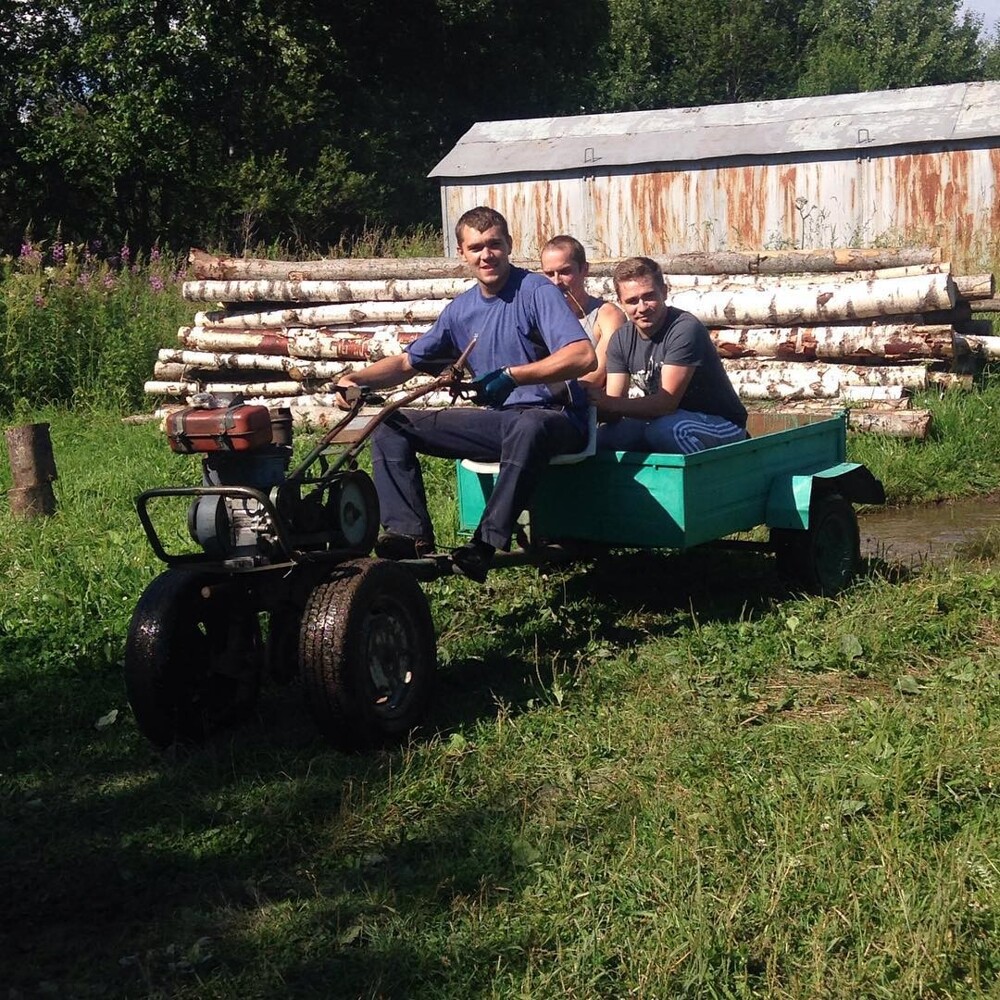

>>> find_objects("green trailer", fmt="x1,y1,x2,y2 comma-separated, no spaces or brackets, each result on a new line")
455,410,885,595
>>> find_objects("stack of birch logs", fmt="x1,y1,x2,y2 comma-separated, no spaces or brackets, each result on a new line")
145,247,1000,439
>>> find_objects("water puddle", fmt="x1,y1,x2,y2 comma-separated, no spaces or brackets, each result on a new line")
859,495,1000,567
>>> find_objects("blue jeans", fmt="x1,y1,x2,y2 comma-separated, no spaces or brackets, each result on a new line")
372,405,585,550
597,409,748,454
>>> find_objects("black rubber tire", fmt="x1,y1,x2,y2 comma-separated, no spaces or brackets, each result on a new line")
772,494,860,596
329,471,379,554
124,569,260,747
299,558,436,751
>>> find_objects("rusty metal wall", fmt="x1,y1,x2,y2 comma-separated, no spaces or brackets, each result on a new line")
440,145,999,264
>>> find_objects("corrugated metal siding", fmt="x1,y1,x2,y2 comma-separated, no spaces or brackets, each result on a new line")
440,146,999,261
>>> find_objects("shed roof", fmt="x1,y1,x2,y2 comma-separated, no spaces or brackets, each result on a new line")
429,81,1000,179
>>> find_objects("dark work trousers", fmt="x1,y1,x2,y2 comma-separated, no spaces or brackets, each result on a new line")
371,405,585,550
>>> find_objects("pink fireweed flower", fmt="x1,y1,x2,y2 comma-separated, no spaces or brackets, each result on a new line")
149,274,165,292
102,273,116,290
119,243,131,264
51,242,66,264
34,294,46,307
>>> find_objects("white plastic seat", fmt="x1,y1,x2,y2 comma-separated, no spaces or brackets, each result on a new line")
460,406,597,475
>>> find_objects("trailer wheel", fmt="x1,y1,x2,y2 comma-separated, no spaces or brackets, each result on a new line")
329,471,379,554
299,558,436,751
124,570,261,747
773,494,860,596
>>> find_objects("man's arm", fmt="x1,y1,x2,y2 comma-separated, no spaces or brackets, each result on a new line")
579,303,626,386
506,338,596,386
588,364,695,419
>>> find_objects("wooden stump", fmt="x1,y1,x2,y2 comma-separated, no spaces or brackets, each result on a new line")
5,422,58,517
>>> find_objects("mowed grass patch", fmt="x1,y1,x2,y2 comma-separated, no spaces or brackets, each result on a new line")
1,407,999,997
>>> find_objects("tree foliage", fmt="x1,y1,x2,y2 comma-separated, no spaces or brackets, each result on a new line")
1,0,996,254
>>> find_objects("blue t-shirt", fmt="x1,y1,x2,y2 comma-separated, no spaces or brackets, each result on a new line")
407,267,589,412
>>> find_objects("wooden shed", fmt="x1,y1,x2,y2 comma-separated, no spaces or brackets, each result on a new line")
429,81,1000,264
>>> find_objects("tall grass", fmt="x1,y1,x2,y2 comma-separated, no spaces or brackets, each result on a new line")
0,240,194,413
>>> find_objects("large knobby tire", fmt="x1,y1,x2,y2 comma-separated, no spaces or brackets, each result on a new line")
773,494,861,596
124,570,261,747
299,558,436,751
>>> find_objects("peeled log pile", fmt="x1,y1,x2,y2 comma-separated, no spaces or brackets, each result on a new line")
145,246,993,439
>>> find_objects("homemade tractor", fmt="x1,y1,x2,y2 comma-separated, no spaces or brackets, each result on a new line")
126,342,884,753
125,350,475,752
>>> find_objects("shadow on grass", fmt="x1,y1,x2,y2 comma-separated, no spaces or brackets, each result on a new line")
1,665,536,997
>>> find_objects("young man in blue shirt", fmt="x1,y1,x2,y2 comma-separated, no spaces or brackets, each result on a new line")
336,207,596,581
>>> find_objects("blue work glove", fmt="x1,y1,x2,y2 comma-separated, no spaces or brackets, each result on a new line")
470,367,517,407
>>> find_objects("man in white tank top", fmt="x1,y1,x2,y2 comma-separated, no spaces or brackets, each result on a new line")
541,235,625,386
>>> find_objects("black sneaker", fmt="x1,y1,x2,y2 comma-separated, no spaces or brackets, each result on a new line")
450,540,495,583
374,532,435,560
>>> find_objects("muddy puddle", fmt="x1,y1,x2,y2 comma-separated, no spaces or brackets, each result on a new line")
859,495,1000,567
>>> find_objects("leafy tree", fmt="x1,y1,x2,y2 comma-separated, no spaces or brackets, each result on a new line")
795,0,983,95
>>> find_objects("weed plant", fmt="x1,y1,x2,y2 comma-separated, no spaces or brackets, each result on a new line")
0,240,194,413
1,408,999,998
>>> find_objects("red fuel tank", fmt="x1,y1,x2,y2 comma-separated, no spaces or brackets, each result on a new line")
166,404,273,454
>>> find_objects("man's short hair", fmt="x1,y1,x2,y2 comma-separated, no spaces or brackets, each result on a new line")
612,256,669,297
455,207,510,246
541,234,587,269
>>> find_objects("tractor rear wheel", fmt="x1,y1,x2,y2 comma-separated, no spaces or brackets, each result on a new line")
299,558,436,751
124,569,261,747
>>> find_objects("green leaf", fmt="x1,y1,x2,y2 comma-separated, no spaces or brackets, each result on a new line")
897,675,922,696
840,634,863,660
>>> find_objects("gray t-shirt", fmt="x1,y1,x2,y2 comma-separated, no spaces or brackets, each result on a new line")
606,307,747,427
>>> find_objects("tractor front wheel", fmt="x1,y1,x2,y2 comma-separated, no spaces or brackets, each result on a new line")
299,558,436,751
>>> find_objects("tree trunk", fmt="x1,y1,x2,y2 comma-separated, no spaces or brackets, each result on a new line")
723,360,928,399
189,246,942,281
672,273,955,327
154,353,359,380
182,277,475,303
194,300,446,328
848,409,932,438
954,334,1000,359
635,262,950,293
709,324,954,360
952,274,996,300
5,423,57,517
967,298,1000,312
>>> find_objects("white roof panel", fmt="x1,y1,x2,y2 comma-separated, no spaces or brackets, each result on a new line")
429,82,1000,178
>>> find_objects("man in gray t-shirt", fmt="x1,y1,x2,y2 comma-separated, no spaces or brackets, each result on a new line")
587,256,748,454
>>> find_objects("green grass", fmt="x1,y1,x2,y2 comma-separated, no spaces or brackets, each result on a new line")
2,389,999,998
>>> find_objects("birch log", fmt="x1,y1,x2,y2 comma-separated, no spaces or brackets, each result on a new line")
182,277,475,303
848,409,933,438
709,324,954,360
189,247,941,281
154,352,359,380
619,262,950,294
723,361,928,400
954,334,1000,359
671,273,955,327
952,274,996,300
194,300,446,328
145,379,310,398
968,298,1000,312
177,327,290,354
